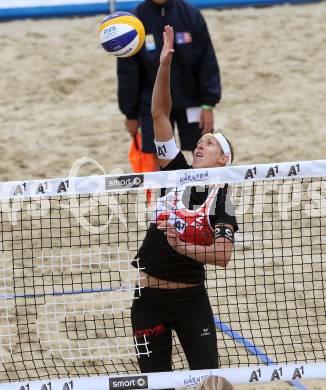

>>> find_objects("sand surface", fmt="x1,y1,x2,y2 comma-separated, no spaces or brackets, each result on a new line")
0,3,325,181
0,2,326,389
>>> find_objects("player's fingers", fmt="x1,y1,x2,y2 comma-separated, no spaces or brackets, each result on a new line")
166,228,175,236
166,230,178,241
165,25,174,46
166,237,176,249
157,220,168,230
168,27,174,43
167,235,177,249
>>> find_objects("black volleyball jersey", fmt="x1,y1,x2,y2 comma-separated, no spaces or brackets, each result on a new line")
132,152,238,284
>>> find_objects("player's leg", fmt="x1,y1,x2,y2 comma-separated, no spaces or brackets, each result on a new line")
174,109,202,152
131,287,173,373
174,285,219,369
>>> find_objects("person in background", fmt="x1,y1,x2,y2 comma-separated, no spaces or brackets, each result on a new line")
118,0,221,169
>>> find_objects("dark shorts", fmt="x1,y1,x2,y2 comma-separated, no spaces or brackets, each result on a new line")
131,284,219,375
140,109,202,153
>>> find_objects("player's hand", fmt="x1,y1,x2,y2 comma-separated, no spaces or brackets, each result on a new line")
157,220,186,254
199,108,214,134
125,118,139,137
160,25,175,66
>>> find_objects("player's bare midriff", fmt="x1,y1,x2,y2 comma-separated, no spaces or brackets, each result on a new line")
139,271,202,289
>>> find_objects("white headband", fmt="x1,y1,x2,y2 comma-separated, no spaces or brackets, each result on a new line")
213,132,232,166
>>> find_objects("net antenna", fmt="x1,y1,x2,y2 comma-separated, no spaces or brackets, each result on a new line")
0,160,325,389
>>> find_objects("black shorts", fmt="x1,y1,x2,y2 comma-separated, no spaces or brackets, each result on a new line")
131,284,219,374
140,109,202,153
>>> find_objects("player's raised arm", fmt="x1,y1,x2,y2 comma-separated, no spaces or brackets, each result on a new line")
152,25,179,168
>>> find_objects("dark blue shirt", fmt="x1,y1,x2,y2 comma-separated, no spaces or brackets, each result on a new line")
117,0,221,119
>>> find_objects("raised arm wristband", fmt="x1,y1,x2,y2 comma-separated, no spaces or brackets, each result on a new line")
154,137,180,160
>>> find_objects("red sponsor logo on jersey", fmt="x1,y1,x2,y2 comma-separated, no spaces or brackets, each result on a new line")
157,209,214,245
134,324,166,339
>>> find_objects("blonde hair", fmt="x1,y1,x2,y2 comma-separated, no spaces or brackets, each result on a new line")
194,376,234,390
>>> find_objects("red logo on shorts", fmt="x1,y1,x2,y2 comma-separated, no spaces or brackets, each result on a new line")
134,324,166,339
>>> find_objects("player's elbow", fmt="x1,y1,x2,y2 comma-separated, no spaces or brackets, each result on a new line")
219,252,232,268
214,242,233,268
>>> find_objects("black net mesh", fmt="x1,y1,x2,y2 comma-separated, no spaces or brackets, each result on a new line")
0,175,325,382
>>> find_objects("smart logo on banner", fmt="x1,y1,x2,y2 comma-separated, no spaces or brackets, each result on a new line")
105,174,144,190
109,375,148,390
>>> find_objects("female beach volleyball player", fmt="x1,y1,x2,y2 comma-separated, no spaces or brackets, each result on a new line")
131,25,238,382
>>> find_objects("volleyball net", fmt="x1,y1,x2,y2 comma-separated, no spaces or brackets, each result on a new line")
0,159,325,389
